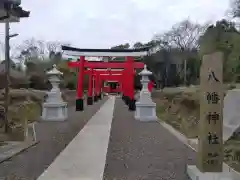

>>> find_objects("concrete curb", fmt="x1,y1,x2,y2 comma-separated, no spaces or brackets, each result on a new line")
157,120,240,180
0,122,38,164
0,140,39,163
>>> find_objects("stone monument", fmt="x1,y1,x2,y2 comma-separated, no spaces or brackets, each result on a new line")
134,65,158,122
41,64,68,121
187,52,232,180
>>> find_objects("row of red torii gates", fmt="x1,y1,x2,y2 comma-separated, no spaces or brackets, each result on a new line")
62,45,154,112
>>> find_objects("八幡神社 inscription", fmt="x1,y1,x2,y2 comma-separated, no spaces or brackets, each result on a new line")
197,52,223,172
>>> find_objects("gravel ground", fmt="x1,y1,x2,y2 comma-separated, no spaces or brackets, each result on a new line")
0,97,107,180
103,98,196,180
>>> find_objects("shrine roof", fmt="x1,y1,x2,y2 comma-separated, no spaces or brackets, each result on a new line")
62,45,150,52
62,45,150,57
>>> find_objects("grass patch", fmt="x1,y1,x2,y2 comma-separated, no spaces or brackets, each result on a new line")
0,89,45,135
8,101,42,126
154,91,199,138
153,88,240,172
224,139,240,172
0,89,76,127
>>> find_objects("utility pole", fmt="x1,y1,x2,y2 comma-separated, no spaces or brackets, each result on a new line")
0,0,30,133
3,22,18,133
184,59,187,86
4,14,10,133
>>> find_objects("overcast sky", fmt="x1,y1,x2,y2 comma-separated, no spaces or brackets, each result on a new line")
0,0,231,49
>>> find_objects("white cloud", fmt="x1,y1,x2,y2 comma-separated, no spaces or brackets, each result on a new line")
0,0,231,50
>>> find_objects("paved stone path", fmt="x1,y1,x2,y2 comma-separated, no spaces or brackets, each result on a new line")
0,98,107,180
37,96,115,180
103,98,196,180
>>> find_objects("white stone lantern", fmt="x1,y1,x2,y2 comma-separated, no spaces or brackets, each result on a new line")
41,64,68,121
135,65,158,121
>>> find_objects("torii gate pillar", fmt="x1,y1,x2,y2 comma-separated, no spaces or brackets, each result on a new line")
76,57,85,111
87,68,94,105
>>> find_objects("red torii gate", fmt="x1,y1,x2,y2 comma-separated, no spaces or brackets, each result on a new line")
62,45,150,111
67,57,144,111
84,69,124,105
100,74,123,94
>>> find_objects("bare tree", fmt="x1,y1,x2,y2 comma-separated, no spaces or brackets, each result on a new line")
133,42,144,49
46,41,61,53
231,0,240,18
151,20,208,86
15,38,42,62
14,38,66,63
153,20,208,51
152,32,171,48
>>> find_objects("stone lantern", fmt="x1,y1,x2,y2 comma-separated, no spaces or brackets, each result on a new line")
41,64,68,121
135,65,158,121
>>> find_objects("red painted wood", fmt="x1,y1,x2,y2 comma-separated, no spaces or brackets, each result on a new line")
68,61,144,69
87,68,93,97
148,81,154,92
94,74,100,96
77,56,85,98
99,74,122,81
84,70,124,75
68,56,143,98
124,56,135,100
